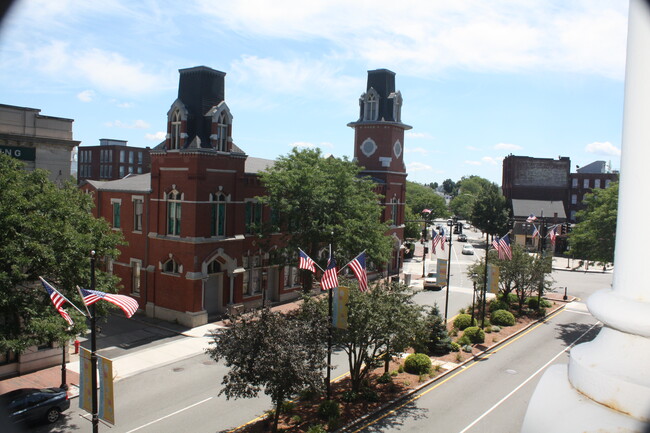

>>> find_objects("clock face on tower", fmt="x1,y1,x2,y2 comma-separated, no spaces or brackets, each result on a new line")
393,140,402,158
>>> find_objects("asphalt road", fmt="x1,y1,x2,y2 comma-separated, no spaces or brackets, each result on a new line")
351,302,602,433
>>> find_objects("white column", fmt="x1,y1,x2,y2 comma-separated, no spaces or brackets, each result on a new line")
522,0,650,430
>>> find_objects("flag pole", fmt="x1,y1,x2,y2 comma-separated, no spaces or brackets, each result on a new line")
338,250,366,274
76,286,92,318
38,276,87,317
326,242,333,400
90,251,99,433
298,248,326,273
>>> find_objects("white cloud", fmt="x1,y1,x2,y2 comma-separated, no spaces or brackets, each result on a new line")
77,90,94,102
290,141,317,149
406,132,432,139
105,119,150,129
465,160,482,166
116,101,134,108
494,142,522,151
405,147,429,155
406,162,432,172
585,141,621,156
482,156,502,165
145,131,166,141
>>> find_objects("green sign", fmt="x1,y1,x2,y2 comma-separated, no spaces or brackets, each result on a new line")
0,145,36,161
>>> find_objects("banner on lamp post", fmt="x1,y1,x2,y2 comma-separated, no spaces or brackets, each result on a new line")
487,264,500,294
436,258,448,286
97,354,115,425
78,347,92,414
332,286,349,329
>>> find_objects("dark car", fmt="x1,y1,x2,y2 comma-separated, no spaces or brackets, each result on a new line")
0,387,70,425
457,233,467,242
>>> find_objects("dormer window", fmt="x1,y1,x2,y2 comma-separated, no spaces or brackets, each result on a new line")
389,91,402,122
170,109,181,150
363,88,379,121
216,112,228,152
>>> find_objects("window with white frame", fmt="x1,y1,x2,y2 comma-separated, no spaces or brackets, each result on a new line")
390,196,399,226
595,179,601,188
129,151,134,164
242,254,263,296
133,197,143,232
120,150,125,163
170,109,182,150
207,260,222,274
605,179,611,188
111,199,121,229
211,193,226,237
583,179,590,188
283,265,299,288
167,190,181,235
131,259,141,295
572,178,578,188
245,201,262,234
571,194,577,205
363,90,379,121
216,112,228,151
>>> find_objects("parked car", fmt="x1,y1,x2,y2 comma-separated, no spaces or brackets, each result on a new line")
457,233,467,242
463,223,471,229
423,272,442,290
462,244,475,255
0,387,70,425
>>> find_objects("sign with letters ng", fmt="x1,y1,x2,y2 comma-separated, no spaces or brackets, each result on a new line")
0,145,36,161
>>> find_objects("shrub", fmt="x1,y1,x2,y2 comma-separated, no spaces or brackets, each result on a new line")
462,344,473,353
536,307,547,317
541,299,552,308
489,300,509,313
526,297,540,310
491,309,516,326
363,389,379,402
491,325,501,332
342,390,358,403
458,308,466,314
449,328,458,337
299,387,319,401
397,365,404,373
318,400,340,420
485,326,492,333
500,292,519,305
377,372,393,384
463,326,485,344
450,342,460,352
291,415,302,424
455,352,463,362
306,424,327,433
404,353,432,375
457,335,471,346
453,314,475,330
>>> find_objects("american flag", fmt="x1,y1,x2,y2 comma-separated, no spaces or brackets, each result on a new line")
492,236,499,250
431,230,440,254
440,228,446,251
498,234,512,260
321,256,338,291
526,214,538,222
41,278,74,326
531,225,539,238
549,225,557,246
348,252,368,292
79,288,139,318
298,249,316,273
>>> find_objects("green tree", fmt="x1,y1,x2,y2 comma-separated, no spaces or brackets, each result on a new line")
259,148,392,289
414,303,452,356
0,154,123,355
405,181,447,218
207,305,327,433
470,183,509,236
567,182,618,265
442,178,456,195
449,176,493,219
332,281,424,392
404,205,423,239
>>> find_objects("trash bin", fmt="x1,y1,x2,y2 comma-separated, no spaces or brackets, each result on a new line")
404,274,412,286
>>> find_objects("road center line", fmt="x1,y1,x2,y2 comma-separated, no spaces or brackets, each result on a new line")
457,321,600,433
125,397,213,433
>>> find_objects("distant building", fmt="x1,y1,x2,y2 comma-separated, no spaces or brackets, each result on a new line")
81,66,409,327
0,103,79,184
568,161,618,221
77,138,151,183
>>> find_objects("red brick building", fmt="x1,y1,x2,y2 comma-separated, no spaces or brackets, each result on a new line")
81,66,409,327
77,138,151,182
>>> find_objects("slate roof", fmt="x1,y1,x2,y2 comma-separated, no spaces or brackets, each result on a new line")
84,173,151,193
511,199,566,219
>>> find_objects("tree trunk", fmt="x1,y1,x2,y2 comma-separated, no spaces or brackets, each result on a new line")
272,396,283,433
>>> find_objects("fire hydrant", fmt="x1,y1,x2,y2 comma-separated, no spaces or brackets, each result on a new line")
73,340,80,354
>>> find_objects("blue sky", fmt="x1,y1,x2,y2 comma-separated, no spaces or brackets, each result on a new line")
0,0,628,185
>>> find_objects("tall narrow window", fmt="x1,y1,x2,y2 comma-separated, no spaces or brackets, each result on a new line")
390,197,399,226
167,190,181,235
365,92,378,121
595,179,601,188
211,193,226,237
133,198,143,232
131,260,141,295
112,201,121,229
245,202,262,234
170,110,181,150
583,179,590,188
216,112,228,151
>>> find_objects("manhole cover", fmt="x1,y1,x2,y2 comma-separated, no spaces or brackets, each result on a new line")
505,369,517,375
173,367,185,372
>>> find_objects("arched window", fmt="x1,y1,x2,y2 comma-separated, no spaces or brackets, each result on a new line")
363,89,379,121
390,196,399,226
163,258,179,274
170,109,181,150
167,189,181,235
216,112,228,152
211,193,226,237
207,260,221,274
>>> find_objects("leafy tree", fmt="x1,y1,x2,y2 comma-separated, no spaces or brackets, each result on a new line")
405,181,447,218
404,205,423,239
468,245,553,313
414,303,452,356
442,178,456,195
0,154,123,355
259,148,392,289
332,281,424,392
567,182,618,265
449,176,493,219
430,182,439,190
207,304,327,433
470,183,509,236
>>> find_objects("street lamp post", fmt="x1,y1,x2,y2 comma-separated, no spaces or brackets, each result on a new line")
443,218,454,323
470,273,478,326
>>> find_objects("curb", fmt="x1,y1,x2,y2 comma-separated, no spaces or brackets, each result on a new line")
338,301,568,432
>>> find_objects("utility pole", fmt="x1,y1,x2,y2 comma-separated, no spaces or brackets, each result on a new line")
90,251,99,433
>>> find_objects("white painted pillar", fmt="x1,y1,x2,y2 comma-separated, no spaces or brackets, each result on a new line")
522,1,650,430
